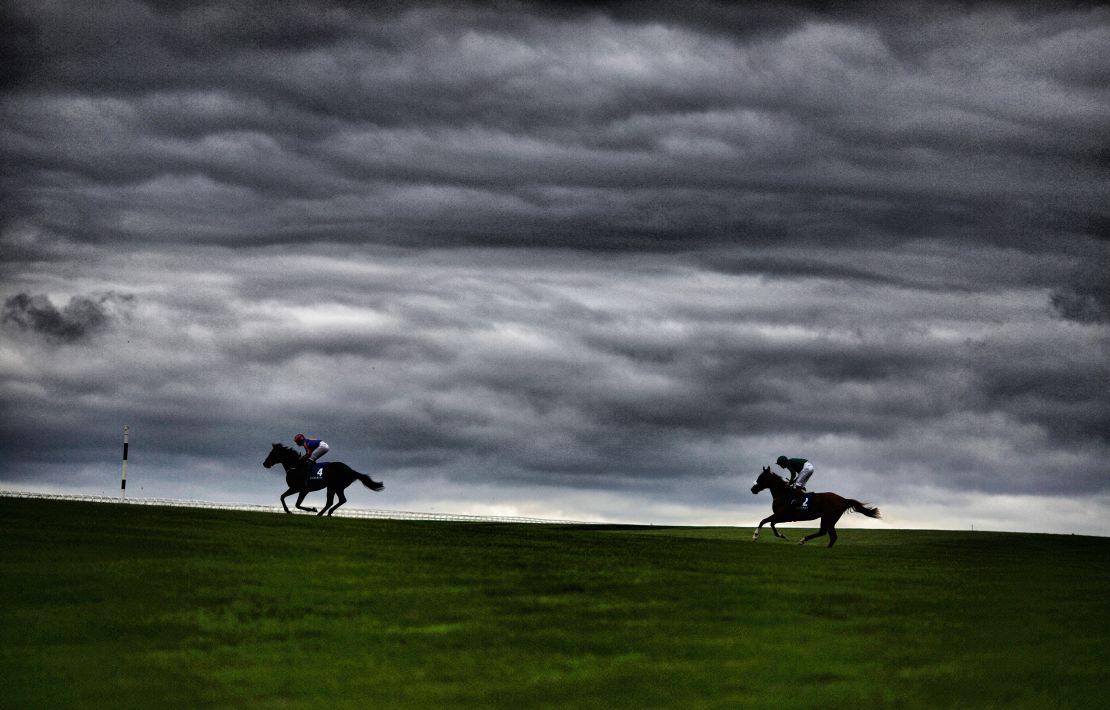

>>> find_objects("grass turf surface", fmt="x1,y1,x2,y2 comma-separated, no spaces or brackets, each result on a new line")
1,497,1107,709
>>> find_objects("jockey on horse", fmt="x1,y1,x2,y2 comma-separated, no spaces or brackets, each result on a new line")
776,455,814,510
751,465,880,547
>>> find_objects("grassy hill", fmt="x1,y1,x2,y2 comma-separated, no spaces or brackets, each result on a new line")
1,497,1107,709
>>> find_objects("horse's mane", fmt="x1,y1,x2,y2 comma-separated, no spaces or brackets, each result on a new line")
760,468,789,485
272,443,299,455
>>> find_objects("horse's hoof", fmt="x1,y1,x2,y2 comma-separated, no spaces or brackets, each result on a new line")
798,540,807,546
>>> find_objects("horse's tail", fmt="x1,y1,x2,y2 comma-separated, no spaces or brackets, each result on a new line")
354,470,385,492
846,499,881,519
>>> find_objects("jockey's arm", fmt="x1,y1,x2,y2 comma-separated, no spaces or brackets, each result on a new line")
786,461,801,485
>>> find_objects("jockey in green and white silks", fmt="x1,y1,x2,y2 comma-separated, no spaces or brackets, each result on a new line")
776,455,814,509
776,456,814,489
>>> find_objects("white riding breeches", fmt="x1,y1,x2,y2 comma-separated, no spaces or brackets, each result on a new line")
309,441,330,462
795,461,814,488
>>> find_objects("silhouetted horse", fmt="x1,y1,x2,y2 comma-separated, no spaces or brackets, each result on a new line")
262,443,384,516
750,466,879,547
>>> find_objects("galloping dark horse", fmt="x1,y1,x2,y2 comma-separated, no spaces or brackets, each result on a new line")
750,466,880,547
263,443,384,516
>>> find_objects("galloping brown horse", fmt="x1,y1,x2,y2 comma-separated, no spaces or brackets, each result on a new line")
750,466,880,547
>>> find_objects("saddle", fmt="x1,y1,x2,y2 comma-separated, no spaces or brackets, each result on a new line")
304,461,326,480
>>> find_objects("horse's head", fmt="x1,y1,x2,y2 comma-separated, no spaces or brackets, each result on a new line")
751,466,774,494
263,443,290,469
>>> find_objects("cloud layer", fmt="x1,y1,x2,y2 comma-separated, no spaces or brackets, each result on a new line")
2,1,1108,533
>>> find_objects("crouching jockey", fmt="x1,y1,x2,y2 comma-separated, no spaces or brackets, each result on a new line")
294,433,330,479
776,455,814,510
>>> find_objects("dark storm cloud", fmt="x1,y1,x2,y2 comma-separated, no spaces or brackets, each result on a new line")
3,1,1108,255
1050,253,1110,325
2,292,134,342
1052,286,1110,324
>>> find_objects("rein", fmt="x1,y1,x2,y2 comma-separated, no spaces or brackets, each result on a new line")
269,445,306,474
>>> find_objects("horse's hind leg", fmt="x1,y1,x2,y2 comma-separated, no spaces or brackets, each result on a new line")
326,490,347,516
800,526,827,546
824,510,846,547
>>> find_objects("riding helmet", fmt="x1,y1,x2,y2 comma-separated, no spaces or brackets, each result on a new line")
294,433,305,444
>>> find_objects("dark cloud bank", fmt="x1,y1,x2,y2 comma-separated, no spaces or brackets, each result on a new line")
1,1,1108,533
2,292,134,341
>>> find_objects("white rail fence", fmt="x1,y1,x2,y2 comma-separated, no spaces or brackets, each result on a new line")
0,490,594,525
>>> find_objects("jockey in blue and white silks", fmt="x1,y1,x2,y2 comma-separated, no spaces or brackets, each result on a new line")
293,433,330,477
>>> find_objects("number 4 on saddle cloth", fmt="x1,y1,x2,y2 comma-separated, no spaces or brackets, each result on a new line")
306,461,326,480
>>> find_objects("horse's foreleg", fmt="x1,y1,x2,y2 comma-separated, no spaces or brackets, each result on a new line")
326,490,347,516
295,491,317,513
279,488,296,514
754,515,778,541
318,489,336,516
770,520,789,540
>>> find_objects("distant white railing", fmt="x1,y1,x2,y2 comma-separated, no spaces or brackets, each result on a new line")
0,490,593,525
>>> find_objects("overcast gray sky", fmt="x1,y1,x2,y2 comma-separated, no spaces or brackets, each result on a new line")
2,1,1108,534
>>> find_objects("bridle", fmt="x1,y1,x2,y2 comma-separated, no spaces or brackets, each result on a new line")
264,445,302,474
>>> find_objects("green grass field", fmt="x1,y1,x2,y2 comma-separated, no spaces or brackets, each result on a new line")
1,498,1107,709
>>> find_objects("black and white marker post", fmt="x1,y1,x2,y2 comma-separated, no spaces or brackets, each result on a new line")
121,425,129,499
